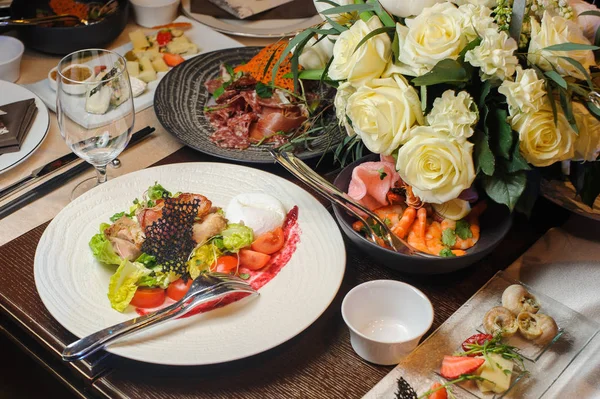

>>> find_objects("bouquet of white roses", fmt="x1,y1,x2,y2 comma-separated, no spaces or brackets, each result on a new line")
273,0,600,213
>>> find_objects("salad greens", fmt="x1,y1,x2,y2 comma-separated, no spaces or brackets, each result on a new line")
221,223,254,253
108,260,152,312
148,182,171,201
89,227,122,266
188,242,222,279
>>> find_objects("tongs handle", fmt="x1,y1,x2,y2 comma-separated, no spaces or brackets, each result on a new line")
270,149,419,255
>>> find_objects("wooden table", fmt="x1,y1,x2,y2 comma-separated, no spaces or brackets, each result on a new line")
0,13,572,399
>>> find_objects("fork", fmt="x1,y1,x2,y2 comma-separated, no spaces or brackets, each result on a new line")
62,273,258,362
270,149,435,257
0,14,89,27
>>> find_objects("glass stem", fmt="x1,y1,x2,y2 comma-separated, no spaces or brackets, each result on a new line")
96,165,108,185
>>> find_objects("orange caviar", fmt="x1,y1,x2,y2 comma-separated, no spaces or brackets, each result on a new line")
234,42,300,92
49,0,90,20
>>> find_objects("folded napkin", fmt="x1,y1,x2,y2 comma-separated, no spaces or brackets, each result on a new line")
191,0,317,20
0,98,37,155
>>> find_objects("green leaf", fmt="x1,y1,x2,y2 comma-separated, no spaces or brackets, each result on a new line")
412,59,468,86
455,220,472,240
108,260,152,312
559,88,578,134
559,56,593,90
147,182,171,200
506,132,532,173
482,171,527,211
494,109,513,160
110,211,126,222
515,170,541,217
578,10,600,17
212,85,226,100
474,130,495,176
442,228,457,247
439,248,456,257
89,233,122,265
366,0,396,27
542,43,600,52
459,37,482,61
320,3,375,15
544,71,567,90
546,82,558,125
478,80,491,110
271,29,314,83
284,69,327,80
239,273,251,280
377,167,387,180
587,101,600,118
353,26,395,54
324,15,348,33
392,29,400,62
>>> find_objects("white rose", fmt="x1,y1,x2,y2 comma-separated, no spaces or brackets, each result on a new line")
465,28,519,81
498,66,547,116
394,3,468,76
510,104,577,167
528,11,595,80
572,102,600,161
334,82,356,125
346,74,424,155
396,126,476,204
299,28,335,70
458,3,496,42
453,0,497,9
570,0,600,42
379,0,446,18
426,90,478,143
328,16,391,87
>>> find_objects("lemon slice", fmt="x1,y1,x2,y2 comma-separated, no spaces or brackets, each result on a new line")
432,199,471,221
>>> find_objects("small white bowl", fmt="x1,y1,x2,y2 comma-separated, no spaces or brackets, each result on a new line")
0,36,25,83
49,64,95,95
341,280,434,365
129,0,181,28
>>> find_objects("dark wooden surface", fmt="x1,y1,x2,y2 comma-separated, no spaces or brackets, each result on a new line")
0,146,569,399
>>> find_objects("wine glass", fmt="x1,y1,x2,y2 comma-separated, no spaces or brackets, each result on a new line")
56,48,135,200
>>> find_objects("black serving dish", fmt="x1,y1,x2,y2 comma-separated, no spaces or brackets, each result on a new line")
332,154,513,275
9,0,128,55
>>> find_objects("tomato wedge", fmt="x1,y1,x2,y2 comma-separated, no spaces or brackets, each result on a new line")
214,255,238,273
130,287,166,308
166,278,193,301
239,249,271,270
251,227,285,255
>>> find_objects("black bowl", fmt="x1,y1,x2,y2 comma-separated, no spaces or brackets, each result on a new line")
332,154,513,275
9,0,128,55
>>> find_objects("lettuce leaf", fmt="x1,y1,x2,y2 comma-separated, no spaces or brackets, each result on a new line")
222,223,254,253
135,252,157,268
188,243,221,279
137,267,180,289
107,260,152,312
147,182,171,200
89,232,122,265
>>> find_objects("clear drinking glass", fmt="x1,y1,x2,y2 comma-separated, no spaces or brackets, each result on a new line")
56,49,135,199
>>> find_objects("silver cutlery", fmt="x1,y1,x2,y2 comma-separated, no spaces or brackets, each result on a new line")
0,14,88,27
270,149,434,257
62,272,258,362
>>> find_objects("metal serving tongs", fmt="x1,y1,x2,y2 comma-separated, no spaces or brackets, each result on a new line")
270,149,436,258
0,14,89,27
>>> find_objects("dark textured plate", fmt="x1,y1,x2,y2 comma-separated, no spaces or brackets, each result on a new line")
154,46,343,164
332,154,513,275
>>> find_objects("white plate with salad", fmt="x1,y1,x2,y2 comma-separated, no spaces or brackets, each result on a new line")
34,162,346,365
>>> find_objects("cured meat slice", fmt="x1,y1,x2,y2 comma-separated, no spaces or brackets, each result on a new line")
348,161,400,211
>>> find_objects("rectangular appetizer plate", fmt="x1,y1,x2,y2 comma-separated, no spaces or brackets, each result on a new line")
364,271,600,399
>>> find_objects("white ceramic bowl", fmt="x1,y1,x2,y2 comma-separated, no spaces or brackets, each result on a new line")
341,280,434,365
129,0,180,28
0,36,24,83
49,64,95,95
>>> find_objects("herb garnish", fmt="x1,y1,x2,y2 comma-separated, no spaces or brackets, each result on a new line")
239,273,250,280
442,228,457,247
255,82,273,98
455,220,472,240
440,248,456,257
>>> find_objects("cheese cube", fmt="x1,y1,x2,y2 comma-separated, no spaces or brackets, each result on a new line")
126,61,140,77
129,30,150,49
475,353,514,394
152,57,169,72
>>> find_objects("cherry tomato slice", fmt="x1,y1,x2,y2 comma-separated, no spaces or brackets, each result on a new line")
251,227,285,255
166,278,193,301
214,255,238,273
130,287,166,308
239,249,271,270
156,30,172,46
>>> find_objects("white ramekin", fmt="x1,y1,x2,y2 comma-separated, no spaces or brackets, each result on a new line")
341,279,434,365
50,64,96,95
129,0,181,28
0,36,25,83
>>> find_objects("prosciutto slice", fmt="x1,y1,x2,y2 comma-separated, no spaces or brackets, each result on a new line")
348,161,400,211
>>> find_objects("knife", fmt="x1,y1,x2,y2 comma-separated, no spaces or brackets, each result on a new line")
0,126,155,201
